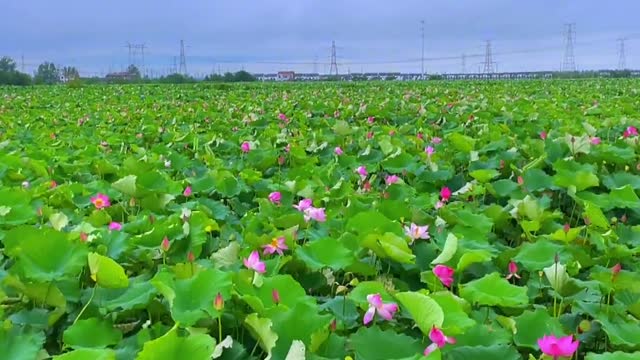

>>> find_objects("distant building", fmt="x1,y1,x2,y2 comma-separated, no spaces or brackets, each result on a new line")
277,71,295,81
105,71,135,81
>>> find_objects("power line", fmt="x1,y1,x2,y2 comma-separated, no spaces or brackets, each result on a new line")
329,40,338,75
562,23,577,71
482,41,495,74
618,38,627,70
179,40,188,75
420,19,425,76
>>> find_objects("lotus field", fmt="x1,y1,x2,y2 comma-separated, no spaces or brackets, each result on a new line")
2,80,640,360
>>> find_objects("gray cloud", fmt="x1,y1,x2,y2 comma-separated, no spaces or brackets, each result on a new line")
2,0,638,76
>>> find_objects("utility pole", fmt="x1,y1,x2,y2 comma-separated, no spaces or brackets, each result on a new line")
562,23,577,72
618,38,627,70
461,53,466,74
313,55,318,74
329,40,338,76
179,40,188,75
420,20,425,77
20,54,25,73
482,41,495,74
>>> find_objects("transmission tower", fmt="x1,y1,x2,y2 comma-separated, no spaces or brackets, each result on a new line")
20,54,25,73
179,40,188,75
562,23,577,72
618,38,627,70
126,43,146,74
313,55,318,73
461,54,467,74
329,41,338,76
482,41,495,74
420,20,425,76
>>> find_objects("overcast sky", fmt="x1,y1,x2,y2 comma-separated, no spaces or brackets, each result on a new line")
2,0,639,77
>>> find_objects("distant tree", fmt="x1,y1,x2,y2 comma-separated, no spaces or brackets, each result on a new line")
0,56,30,85
223,72,235,82
127,64,141,79
204,73,224,82
61,66,80,82
0,56,17,72
34,62,60,84
157,73,196,84
233,70,256,82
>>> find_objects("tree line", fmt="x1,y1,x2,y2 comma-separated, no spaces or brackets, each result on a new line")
0,56,256,86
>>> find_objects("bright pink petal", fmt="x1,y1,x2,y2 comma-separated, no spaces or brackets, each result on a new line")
363,306,376,325
429,326,446,347
377,303,398,320
366,293,383,308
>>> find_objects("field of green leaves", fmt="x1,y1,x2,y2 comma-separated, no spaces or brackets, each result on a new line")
1,80,640,360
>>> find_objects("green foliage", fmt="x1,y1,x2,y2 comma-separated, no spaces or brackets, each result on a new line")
0,80,638,359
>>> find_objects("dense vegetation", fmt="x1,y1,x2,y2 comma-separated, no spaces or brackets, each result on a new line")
0,80,639,359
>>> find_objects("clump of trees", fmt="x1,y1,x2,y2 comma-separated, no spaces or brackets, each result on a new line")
204,70,256,82
0,57,31,85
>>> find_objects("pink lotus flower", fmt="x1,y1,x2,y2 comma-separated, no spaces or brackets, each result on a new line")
404,223,430,241
423,326,456,356
91,193,111,209
440,187,452,202
278,156,285,165
537,334,579,360
50,180,57,189
389,130,396,136
433,264,454,287
278,113,288,122
356,166,368,179
590,137,601,145
417,132,424,140
623,126,638,138
272,289,281,305
304,207,326,222
425,146,435,157
363,293,398,325
214,292,224,311
262,236,288,256
243,250,266,273
362,181,372,192
161,236,170,252
108,222,122,231
268,191,281,205
540,131,548,140
183,186,192,197
385,175,399,186
241,141,251,153
367,116,375,124
432,137,442,144
435,200,444,209
366,131,373,140
506,261,521,280
335,146,344,156
293,198,313,212
285,144,291,153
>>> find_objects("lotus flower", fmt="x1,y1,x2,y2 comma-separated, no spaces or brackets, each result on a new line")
363,293,398,325
356,166,368,179
272,289,281,305
278,113,288,122
367,116,375,124
435,200,444,209
335,146,344,156
214,292,224,311
506,261,521,280
22,181,30,189
262,236,288,256
385,175,399,186
268,191,281,205
50,180,57,188
433,264,454,287
425,146,435,156
537,334,579,360
417,132,424,140
187,251,195,262
243,251,266,273
404,223,430,241
241,141,251,153
432,137,442,144
108,222,122,231
285,144,291,153
366,131,373,139
161,236,170,252
423,326,456,356
304,207,326,222
590,137,601,145
440,187,452,202
540,131,548,140
183,186,192,197
164,159,172,168
623,126,638,138
293,198,313,212
91,193,111,209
